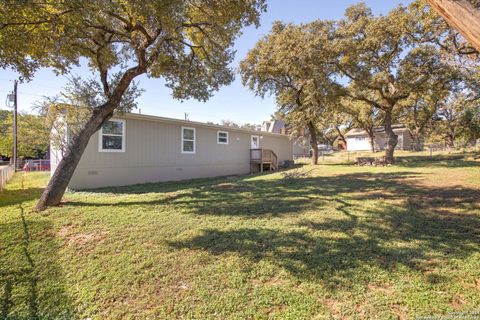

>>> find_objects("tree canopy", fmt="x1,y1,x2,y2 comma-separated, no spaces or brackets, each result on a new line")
240,21,340,164
241,2,475,163
0,110,49,159
0,0,266,210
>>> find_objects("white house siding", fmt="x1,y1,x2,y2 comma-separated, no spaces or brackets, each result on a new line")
66,114,293,189
347,136,372,151
346,131,412,151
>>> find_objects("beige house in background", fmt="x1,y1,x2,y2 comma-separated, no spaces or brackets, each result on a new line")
51,113,293,189
345,125,413,151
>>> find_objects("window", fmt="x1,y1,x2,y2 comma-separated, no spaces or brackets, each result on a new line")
251,135,260,149
99,119,125,152
182,127,196,154
217,131,228,144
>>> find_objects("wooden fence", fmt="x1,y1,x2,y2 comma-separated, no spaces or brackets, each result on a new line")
0,165,15,191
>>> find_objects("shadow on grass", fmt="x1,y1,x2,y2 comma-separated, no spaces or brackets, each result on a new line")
0,187,45,207
395,153,480,168
65,170,479,216
163,170,479,285
0,204,75,319
65,171,419,210
58,161,480,291
71,175,245,195
169,201,479,287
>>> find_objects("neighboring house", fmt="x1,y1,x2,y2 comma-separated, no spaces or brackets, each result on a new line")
261,119,287,134
51,113,293,189
345,125,413,151
261,120,312,158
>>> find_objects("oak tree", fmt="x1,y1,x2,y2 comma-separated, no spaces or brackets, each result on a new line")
335,5,454,162
0,0,266,210
240,21,339,164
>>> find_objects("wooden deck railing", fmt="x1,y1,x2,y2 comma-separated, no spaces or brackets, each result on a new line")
0,164,15,191
250,149,278,170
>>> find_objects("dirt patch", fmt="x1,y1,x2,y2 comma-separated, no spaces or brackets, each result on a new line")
164,191,190,201
450,294,467,310
323,298,342,317
210,183,253,192
58,225,108,247
67,232,108,247
252,276,289,288
57,224,74,238
367,283,394,295
390,303,408,320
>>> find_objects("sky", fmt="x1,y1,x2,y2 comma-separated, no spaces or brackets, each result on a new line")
0,0,412,125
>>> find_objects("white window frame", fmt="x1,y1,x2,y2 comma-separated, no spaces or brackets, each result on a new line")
251,135,260,149
181,126,196,154
217,131,229,145
98,119,126,153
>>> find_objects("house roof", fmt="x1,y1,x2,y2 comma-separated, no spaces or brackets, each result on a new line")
345,124,409,137
262,119,286,133
117,112,289,137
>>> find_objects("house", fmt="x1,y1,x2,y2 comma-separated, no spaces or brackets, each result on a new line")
345,125,413,151
261,120,312,158
261,119,287,134
51,112,293,189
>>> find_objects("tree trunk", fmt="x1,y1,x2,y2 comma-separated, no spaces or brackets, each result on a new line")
427,0,480,52
335,126,347,151
383,109,398,164
308,121,319,165
411,130,423,151
35,107,114,211
445,133,455,149
367,129,375,153
36,66,144,211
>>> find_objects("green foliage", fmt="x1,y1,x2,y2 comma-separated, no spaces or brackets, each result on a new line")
461,104,480,141
240,21,340,136
0,111,49,158
240,2,478,155
408,0,480,55
0,0,266,102
428,92,480,147
1,0,267,208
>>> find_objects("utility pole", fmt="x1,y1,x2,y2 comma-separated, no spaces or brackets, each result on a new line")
13,80,18,170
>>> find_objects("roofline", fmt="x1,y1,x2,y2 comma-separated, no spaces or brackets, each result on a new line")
116,112,289,138
345,127,409,137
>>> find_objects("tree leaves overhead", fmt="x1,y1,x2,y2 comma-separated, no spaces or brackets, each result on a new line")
408,0,480,56
0,0,266,101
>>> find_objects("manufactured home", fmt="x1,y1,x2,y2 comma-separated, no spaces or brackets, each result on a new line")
345,125,413,151
51,113,293,189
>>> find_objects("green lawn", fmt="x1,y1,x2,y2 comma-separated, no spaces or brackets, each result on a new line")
1,152,479,319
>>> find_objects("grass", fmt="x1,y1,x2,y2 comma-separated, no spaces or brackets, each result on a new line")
1,151,479,319
300,148,480,166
